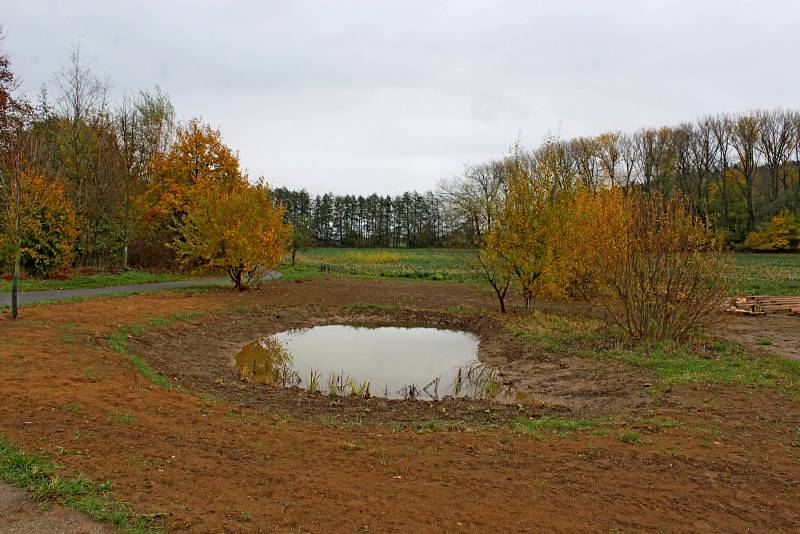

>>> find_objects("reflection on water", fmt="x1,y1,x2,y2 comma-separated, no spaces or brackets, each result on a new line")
234,325,518,401
236,338,298,386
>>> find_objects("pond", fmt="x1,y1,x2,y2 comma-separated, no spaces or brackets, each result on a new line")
235,325,509,400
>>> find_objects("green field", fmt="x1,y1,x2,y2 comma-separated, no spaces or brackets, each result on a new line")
730,253,800,296
288,248,799,296
1,250,797,296
286,248,479,282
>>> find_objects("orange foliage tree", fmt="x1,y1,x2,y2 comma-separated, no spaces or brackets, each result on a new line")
172,179,291,290
568,189,728,340
139,119,246,261
480,143,578,310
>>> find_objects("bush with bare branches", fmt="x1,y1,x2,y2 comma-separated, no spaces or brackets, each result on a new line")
574,190,729,341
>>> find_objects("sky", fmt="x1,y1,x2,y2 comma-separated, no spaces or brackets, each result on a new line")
3,0,799,195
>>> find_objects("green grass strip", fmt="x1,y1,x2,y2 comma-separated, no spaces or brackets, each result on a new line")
107,311,206,390
0,437,164,533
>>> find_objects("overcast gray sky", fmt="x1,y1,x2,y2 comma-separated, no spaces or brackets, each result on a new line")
3,1,799,195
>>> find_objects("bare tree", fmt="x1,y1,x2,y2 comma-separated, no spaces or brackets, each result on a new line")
595,131,621,189
756,109,794,210
689,117,718,221
730,113,761,231
439,160,506,242
709,114,733,227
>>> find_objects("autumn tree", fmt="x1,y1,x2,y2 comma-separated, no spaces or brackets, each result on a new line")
172,180,291,290
484,149,556,310
744,212,800,252
0,29,36,318
140,119,244,265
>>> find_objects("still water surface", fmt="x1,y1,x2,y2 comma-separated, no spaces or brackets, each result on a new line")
235,325,506,400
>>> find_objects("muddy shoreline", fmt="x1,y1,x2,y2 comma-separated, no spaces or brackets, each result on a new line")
130,305,654,426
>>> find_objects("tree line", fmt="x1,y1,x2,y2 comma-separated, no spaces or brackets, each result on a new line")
277,108,800,252
442,111,800,247
271,188,463,249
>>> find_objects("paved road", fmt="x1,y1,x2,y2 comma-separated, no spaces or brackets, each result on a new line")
0,278,232,307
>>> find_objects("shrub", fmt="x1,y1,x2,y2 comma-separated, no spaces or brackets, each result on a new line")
744,212,800,252
0,170,77,277
574,190,729,341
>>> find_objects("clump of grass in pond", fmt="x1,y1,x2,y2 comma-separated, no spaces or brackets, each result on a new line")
756,338,773,346
422,377,441,400
453,368,463,397
308,369,321,394
347,378,370,397
452,363,511,401
326,372,339,396
483,372,502,400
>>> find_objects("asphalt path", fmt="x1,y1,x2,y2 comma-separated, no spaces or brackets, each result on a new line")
0,277,247,307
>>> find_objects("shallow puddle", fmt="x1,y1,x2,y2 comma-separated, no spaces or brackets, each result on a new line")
235,325,511,400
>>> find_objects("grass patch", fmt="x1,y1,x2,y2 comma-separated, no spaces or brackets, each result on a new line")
289,247,480,282
107,311,205,390
729,253,800,296
107,412,135,425
0,437,164,533
63,402,83,414
414,420,466,433
619,430,644,444
510,415,597,438
511,312,800,400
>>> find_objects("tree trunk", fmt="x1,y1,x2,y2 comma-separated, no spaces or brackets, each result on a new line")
11,242,20,319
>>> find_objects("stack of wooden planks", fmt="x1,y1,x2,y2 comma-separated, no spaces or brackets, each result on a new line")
729,296,800,315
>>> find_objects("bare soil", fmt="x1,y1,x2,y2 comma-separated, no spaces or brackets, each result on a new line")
0,482,110,533
1,278,799,533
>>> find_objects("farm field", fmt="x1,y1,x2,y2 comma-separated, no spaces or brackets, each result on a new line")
287,248,800,295
3,249,796,296
1,276,799,532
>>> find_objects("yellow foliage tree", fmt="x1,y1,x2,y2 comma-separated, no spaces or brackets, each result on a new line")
744,212,800,252
172,180,291,290
1,169,77,276
481,145,576,310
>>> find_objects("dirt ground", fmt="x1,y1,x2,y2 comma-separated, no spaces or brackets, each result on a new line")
1,278,799,533
0,482,111,533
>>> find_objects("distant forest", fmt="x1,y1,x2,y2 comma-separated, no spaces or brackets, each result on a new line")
272,188,458,248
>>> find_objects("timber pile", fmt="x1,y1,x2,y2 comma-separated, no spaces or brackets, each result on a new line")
728,296,800,315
